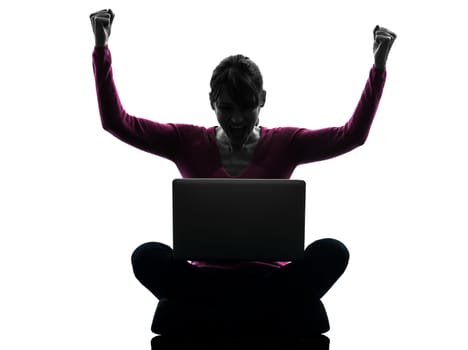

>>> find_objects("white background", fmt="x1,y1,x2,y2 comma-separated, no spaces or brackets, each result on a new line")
1,0,467,349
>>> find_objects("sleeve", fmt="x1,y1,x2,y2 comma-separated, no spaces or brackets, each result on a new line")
92,46,180,161
290,66,387,165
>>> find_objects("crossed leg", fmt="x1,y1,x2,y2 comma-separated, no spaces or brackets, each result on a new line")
131,238,349,301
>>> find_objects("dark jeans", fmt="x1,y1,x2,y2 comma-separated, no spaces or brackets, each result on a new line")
131,238,349,302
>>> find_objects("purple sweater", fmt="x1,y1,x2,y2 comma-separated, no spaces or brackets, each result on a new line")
92,46,386,270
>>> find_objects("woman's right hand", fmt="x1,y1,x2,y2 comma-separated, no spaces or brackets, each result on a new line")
89,9,115,47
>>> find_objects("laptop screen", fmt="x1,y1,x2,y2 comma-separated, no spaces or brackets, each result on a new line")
172,179,305,261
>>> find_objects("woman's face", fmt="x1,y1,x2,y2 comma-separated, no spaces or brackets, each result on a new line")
213,89,261,149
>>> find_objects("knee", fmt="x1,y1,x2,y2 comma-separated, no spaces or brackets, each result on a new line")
131,242,173,271
304,238,350,268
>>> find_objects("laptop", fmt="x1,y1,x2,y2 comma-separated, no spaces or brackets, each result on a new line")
172,178,305,261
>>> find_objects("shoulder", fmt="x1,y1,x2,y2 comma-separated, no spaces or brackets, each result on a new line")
261,126,304,139
170,123,215,145
171,123,212,134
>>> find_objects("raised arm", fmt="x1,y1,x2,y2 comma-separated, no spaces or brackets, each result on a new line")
90,9,180,160
290,25,396,165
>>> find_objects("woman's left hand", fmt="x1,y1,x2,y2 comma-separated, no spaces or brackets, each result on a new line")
373,25,397,70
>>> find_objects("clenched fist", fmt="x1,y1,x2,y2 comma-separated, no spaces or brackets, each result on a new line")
90,9,115,47
373,25,397,70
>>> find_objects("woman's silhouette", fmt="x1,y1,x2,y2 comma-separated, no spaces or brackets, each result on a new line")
90,8,396,310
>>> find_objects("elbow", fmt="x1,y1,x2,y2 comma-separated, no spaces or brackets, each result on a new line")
340,124,370,150
101,121,112,132
351,129,370,148
345,134,367,151
101,121,124,141
101,118,118,134
100,109,130,134
356,135,367,147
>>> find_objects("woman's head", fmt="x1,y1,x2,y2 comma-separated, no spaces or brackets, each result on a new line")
209,54,265,109
209,55,266,148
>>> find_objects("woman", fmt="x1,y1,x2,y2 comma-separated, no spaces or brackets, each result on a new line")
90,9,396,307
